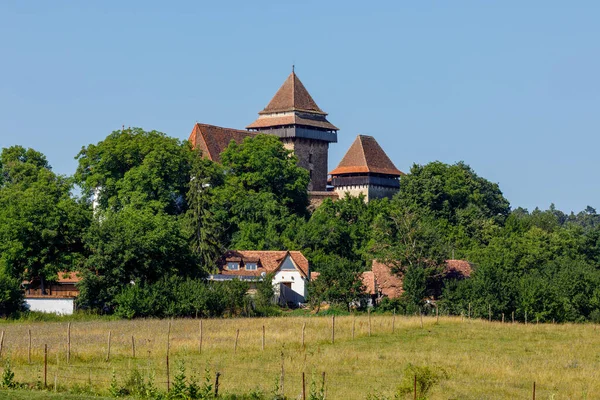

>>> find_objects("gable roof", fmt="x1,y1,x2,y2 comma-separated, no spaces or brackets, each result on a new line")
188,123,256,162
361,271,377,296
219,250,309,277
371,260,404,299
258,71,326,115
330,135,403,176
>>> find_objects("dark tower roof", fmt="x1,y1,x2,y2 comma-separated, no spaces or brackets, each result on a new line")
330,135,403,176
246,71,338,131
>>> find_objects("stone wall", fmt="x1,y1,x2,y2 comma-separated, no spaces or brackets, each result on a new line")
282,137,329,191
334,184,398,202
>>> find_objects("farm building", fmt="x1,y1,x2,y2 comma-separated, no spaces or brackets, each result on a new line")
209,250,310,306
361,259,473,304
22,271,80,315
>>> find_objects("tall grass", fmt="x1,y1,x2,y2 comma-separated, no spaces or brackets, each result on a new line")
0,315,598,399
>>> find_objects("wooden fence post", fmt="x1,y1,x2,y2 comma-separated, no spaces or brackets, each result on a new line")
262,325,265,351
28,329,32,364
532,381,536,400
301,322,306,348
420,308,424,329
512,311,515,323
413,374,417,400
214,372,220,397
322,371,326,399
468,303,471,319
44,344,48,388
67,322,71,364
0,330,5,358
502,313,505,323
488,304,491,322
166,321,171,392
106,331,111,362
392,309,396,333
436,306,439,324
368,309,372,337
331,315,335,344
302,372,306,400
280,351,285,397
131,335,136,358
234,329,240,353
352,315,356,339
525,311,528,325
199,320,203,354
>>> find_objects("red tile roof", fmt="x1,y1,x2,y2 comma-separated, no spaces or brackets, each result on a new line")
371,260,404,299
369,259,473,299
361,271,377,296
188,123,256,162
258,71,326,115
444,259,473,278
57,271,81,284
219,250,309,277
329,135,403,176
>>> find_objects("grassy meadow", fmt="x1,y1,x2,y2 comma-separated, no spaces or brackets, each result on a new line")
0,314,598,399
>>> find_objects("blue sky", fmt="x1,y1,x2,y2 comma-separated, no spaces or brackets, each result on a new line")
1,1,598,212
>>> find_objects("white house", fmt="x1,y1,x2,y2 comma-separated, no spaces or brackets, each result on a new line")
22,272,80,315
208,250,310,306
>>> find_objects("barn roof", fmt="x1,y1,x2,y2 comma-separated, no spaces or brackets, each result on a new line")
371,260,404,299
329,135,403,176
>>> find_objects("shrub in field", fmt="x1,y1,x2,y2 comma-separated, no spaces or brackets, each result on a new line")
395,364,448,400
1,358,16,389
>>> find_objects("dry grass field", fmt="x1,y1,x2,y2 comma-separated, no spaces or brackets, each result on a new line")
0,314,599,399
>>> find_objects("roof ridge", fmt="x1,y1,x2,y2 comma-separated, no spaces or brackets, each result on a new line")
357,135,368,167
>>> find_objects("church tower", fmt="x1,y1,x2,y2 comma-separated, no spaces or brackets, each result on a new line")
246,70,338,191
330,135,403,202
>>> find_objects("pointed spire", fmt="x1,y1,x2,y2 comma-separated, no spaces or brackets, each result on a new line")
258,71,326,115
330,135,403,176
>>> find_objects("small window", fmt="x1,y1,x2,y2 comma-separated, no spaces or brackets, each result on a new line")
227,262,239,271
246,262,257,271
309,153,313,163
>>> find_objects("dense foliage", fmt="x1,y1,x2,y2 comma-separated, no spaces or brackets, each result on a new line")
1,128,600,322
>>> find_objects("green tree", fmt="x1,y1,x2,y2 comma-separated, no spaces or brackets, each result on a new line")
0,146,89,288
308,255,365,311
212,134,310,250
78,206,198,311
396,161,510,252
74,127,195,215
185,152,224,270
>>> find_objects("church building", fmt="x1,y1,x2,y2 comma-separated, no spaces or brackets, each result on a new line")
188,70,401,202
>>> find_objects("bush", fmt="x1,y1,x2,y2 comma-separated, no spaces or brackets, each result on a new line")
395,364,448,400
114,275,253,319
0,270,23,317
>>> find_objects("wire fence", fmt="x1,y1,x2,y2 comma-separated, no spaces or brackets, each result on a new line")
0,315,596,399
